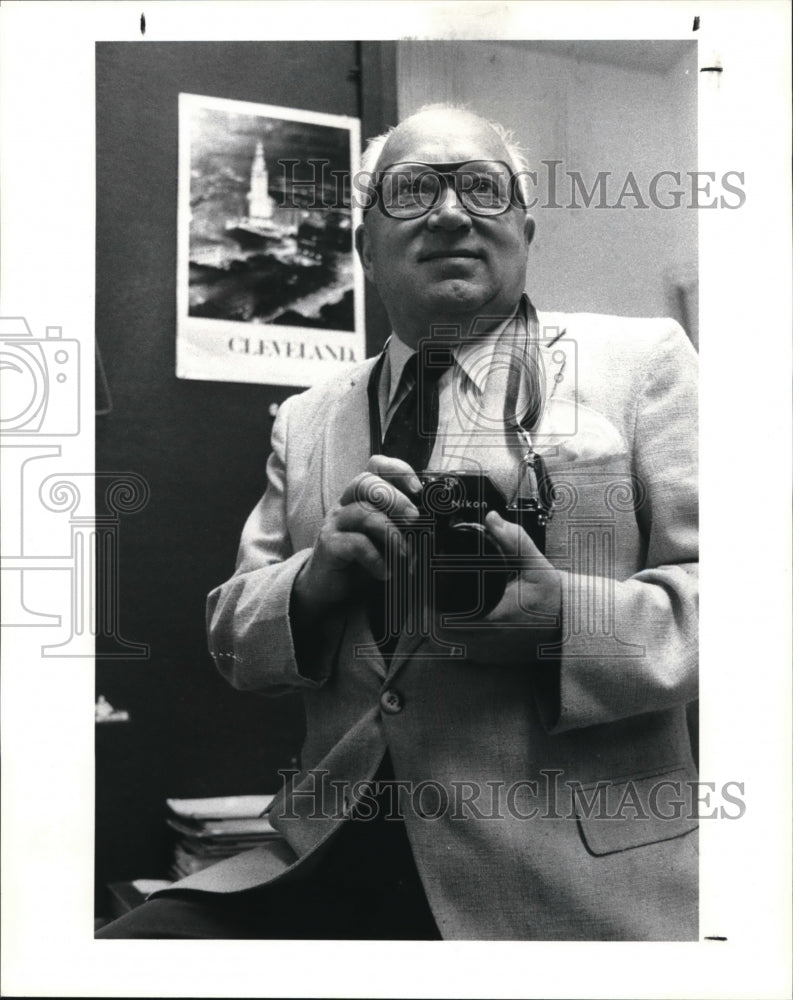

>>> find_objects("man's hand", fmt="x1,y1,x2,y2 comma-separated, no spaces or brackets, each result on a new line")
293,455,421,619
433,510,563,668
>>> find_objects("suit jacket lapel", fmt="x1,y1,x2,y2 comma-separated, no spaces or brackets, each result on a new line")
320,360,378,515
319,359,390,679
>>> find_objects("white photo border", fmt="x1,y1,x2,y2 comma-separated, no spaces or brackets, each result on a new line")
0,3,790,1000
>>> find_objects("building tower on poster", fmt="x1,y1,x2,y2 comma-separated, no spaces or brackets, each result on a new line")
247,140,274,222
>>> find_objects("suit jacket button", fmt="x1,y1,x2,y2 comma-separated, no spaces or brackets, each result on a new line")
380,689,403,714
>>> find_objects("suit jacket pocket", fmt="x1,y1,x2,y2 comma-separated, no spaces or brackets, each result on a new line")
573,765,699,856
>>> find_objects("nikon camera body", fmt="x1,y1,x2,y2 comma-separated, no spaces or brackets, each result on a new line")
413,466,552,620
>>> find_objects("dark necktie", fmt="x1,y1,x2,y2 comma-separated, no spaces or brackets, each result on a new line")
381,347,454,472
370,347,454,655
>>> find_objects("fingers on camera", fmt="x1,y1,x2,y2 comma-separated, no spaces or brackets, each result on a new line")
328,531,388,581
366,454,422,494
341,471,419,521
334,504,409,567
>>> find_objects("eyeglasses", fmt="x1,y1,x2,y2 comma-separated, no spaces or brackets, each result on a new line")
369,160,523,219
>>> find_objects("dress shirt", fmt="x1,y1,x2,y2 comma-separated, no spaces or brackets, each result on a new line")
378,304,541,504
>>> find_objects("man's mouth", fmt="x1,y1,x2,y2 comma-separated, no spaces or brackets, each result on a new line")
419,249,482,262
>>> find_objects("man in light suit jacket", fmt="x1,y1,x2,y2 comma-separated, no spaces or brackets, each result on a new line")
99,106,698,940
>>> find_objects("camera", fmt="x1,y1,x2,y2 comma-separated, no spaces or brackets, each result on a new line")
0,318,80,435
414,464,552,619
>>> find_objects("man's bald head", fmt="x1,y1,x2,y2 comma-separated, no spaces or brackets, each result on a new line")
360,105,531,203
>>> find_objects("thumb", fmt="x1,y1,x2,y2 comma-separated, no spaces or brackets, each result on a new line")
485,510,540,558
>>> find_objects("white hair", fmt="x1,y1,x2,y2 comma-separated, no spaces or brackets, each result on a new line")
359,103,532,206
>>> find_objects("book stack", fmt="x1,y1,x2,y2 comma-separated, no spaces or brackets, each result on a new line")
166,794,282,879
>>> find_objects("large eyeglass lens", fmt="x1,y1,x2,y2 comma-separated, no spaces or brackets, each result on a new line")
378,161,515,218
380,166,441,217
457,164,512,213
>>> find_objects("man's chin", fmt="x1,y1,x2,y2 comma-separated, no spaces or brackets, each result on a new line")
421,280,495,316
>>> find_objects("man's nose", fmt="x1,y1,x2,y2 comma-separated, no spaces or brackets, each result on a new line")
425,184,472,231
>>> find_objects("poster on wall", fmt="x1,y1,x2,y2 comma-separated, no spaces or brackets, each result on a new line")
176,93,364,387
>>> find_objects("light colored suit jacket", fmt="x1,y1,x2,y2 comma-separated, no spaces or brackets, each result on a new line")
159,311,699,941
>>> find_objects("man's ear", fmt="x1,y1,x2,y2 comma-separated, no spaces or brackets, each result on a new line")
354,223,375,282
523,214,536,248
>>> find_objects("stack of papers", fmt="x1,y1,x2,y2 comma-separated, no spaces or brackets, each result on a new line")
166,794,281,879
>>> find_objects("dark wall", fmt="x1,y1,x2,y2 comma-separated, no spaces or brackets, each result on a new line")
95,41,395,901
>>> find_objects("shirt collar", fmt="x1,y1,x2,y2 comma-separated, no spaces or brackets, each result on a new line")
385,305,521,407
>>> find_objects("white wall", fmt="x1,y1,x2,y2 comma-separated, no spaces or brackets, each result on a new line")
397,40,698,342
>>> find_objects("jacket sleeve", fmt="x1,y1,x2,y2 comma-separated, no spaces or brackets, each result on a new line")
536,321,698,733
206,395,337,695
